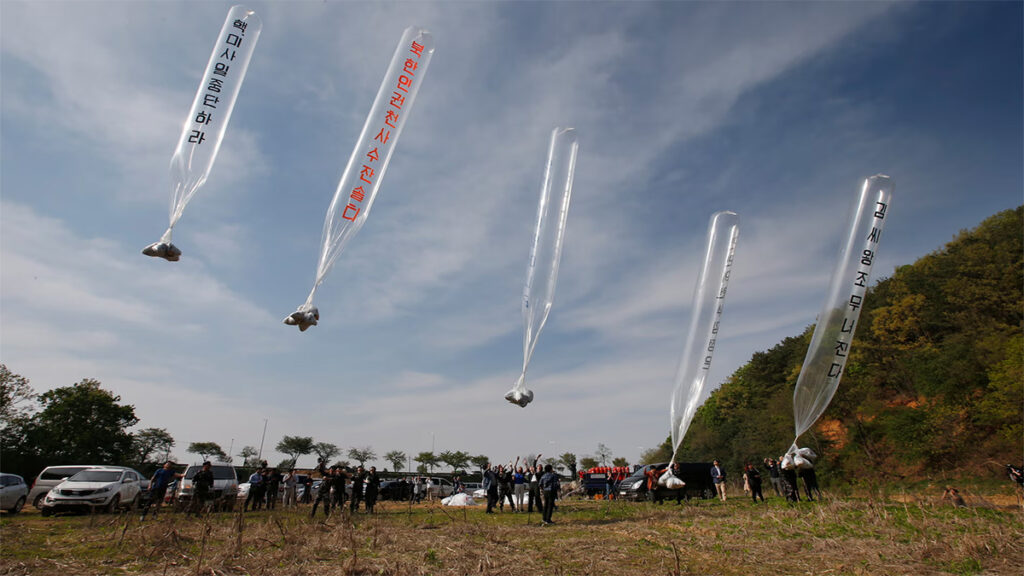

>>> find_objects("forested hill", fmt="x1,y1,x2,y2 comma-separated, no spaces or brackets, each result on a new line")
670,206,1023,481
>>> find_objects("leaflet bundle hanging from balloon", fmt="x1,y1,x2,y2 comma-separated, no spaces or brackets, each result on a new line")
143,5,262,262
505,128,579,407
785,175,894,470
284,27,435,331
667,211,740,475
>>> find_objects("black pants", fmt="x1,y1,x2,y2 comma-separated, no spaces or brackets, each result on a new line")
486,488,498,512
542,490,556,523
245,487,263,511
751,484,764,502
310,488,332,517
500,487,515,510
350,490,363,513
527,485,541,512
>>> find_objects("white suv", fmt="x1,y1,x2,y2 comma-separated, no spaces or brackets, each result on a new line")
40,467,143,515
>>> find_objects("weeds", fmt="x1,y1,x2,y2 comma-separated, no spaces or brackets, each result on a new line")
0,496,1020,575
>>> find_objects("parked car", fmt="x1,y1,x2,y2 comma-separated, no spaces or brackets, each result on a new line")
174,463,238,512
28,465,98,509
425,477,454,498
0,473,28,514
40,467,144,515
616,462,715,502
379,478,412,501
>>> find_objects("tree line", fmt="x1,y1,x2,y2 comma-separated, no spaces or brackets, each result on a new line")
642,207,1022,482
0,366,631,479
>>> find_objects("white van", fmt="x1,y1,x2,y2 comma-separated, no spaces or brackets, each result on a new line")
174,463,239,512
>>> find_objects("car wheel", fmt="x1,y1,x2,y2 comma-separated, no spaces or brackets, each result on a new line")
33,494,45,509
106,494,121,513
8,496,26,514
41,507,53,517
129,494,140,511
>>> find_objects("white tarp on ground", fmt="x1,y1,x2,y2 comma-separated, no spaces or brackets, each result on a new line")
441,493,477,506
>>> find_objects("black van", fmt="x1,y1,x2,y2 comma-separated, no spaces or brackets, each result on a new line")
617,462,715,502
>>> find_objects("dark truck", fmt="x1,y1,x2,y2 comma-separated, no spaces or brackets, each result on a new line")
616,462,715,502
579,467,630,497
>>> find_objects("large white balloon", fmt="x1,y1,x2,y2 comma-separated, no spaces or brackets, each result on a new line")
143,5,262,262
285,27,435,331
789,175,894,460
505,128,579,407
669,211,740,461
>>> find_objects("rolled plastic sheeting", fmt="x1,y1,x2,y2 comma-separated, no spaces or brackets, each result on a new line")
506,127,578,407
285,27,435,329
144,5,262,261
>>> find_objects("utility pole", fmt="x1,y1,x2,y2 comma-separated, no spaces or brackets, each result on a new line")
257,418,268,463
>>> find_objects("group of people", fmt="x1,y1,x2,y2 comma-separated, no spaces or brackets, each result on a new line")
750,457,821,503
307,460,382,517
481,457,561,525
142,460,213,519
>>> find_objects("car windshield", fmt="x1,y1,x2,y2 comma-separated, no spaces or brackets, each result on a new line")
68,470,122,483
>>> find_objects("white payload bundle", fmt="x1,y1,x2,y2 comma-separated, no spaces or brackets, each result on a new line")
657,469,685,490
441,493,476,506
782,446,818,470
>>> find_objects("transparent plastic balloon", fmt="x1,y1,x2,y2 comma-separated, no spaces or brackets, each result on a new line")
143,5,262,261
669,211,740,461
789,175,894,458
505,128,579,407
284,27,435,331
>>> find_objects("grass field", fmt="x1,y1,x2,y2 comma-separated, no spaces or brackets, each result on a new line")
2,487,1021,576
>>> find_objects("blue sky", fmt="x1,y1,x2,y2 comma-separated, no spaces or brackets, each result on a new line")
2,1,1021,470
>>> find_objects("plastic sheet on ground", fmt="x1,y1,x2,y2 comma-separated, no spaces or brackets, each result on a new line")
441,493,477,506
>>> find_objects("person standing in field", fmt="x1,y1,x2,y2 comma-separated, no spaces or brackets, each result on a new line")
483,464,499,514
527,464,542,513
143,461,182,519
244,467,264,512
513,467,527,510
540,464,560,525
310,462,333,518
282,468,298,508
711,460,727,501
746,463,764,503
350,466,366,513
764,457,783,497
189,461,215,517
364,466,381,513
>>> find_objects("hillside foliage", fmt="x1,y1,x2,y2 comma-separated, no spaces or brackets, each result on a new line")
671,207,1023,481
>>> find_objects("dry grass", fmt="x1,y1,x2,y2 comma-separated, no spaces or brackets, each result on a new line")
1,492,1021,576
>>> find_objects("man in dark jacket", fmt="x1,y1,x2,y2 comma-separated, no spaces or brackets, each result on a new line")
540,464,559,525
483,464,499,513
189,461,215,517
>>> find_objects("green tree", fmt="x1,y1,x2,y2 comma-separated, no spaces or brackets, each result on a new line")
238,446,261,468
188,442,227,462
384,450,407,472
579,456,598,470
558,452,578,476
131,427,175,466
29,379,138,464
470,454,490,471
439,450,470,473
347,446,376,466
276,435,314,468
612,457,629,468
415,451,439,473
0,364,35,429
312,442,340,464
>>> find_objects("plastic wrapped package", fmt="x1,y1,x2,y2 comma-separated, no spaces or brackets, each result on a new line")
285,27,434,329
505,128,579,406
144,5,262,261
669,211,740,460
